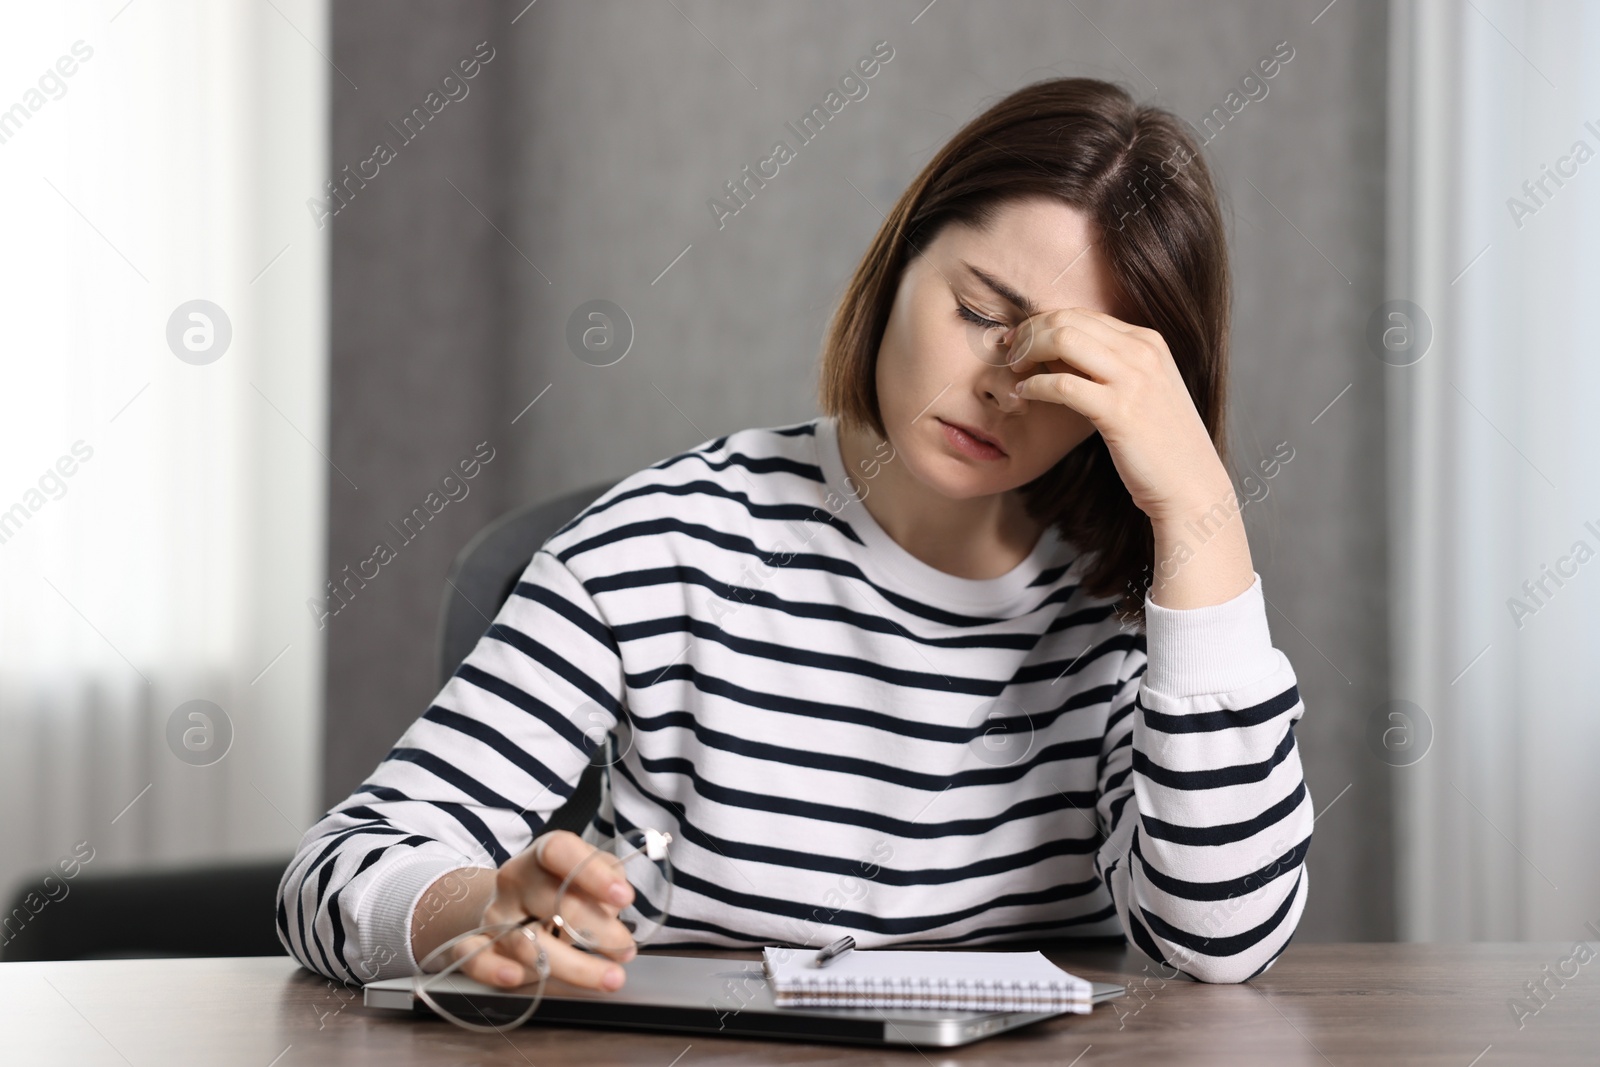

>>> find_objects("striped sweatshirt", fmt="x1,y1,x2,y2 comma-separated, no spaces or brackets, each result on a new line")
277,415,1312,986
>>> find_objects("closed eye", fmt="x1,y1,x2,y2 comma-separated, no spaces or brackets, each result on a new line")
955,303,1007,331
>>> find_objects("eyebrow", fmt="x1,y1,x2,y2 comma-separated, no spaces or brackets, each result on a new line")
958,261,1041,319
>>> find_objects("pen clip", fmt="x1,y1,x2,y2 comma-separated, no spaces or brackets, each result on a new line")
814,935,855,968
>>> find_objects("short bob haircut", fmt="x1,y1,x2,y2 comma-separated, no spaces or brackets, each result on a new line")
819,77,1231,627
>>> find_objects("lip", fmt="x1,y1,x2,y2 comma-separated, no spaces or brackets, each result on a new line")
937,417,1008,458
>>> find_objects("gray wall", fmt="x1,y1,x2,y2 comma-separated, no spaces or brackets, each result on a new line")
327,0,1392,941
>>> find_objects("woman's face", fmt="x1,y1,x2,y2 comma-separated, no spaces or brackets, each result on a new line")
873,195,1126,501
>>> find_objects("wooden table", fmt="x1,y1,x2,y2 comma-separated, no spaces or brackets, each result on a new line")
3,940,1596,1065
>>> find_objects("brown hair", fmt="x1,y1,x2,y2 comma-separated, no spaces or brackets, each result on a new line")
818,77,1232,627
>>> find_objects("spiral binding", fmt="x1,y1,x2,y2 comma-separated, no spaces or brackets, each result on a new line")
770,970,1086,1011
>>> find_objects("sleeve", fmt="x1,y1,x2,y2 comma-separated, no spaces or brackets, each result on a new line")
275,548,626,984
1092,571,1312,983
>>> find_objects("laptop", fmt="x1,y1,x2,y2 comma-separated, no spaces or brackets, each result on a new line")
364,952,1125,1048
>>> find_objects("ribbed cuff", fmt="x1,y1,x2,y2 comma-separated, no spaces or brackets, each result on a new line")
1142,572,1279,697
356,852,488,982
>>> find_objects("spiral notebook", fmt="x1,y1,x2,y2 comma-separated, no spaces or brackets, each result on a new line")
760,947,1094,1013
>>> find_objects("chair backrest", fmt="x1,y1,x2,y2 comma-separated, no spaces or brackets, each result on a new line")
436,479,617,836
436,480,616,687
0,859,291,961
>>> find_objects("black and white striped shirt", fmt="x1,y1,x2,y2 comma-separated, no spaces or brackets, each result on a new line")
277,415,1312,985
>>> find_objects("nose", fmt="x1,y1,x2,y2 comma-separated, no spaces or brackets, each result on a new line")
982,359,1031,414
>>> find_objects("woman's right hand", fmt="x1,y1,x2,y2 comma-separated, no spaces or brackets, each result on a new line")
422,829,638,992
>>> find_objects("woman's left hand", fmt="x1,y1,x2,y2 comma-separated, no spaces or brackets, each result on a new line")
1003,307,1231,525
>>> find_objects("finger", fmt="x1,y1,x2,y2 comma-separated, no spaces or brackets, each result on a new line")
538,831,635,911
530,829,561,869
1006,320,1121,381
1022,326,1119,379
1013,371,1113,420
1056,305,1142,335
1009,307,1133,355
446,931,529,989
482,923,628,992
493,854,560,923
549,889,639,958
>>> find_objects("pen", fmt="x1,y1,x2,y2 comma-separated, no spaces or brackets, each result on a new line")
814,935,855,968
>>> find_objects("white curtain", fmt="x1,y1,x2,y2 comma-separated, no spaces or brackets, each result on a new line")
1388,0,1600,940
0,1,326,905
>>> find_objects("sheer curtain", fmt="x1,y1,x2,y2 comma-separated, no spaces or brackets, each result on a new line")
1387,0,1600,940
0,1,326,905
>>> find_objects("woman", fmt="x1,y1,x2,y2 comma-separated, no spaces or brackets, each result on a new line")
278,76,1311,991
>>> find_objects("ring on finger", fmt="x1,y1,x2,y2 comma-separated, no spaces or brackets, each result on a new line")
524,926,549,970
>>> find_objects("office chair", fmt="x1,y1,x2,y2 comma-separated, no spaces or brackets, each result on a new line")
0,858,292,962
435,480,617,837
0,480,616,961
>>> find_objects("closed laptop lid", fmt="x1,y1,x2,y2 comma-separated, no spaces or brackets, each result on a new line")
364,952,1124,1048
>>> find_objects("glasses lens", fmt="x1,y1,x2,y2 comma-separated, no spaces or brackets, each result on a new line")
414,920,549,1033
552,827,674,953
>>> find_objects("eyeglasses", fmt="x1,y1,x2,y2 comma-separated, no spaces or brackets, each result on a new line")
413,826,674,1033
